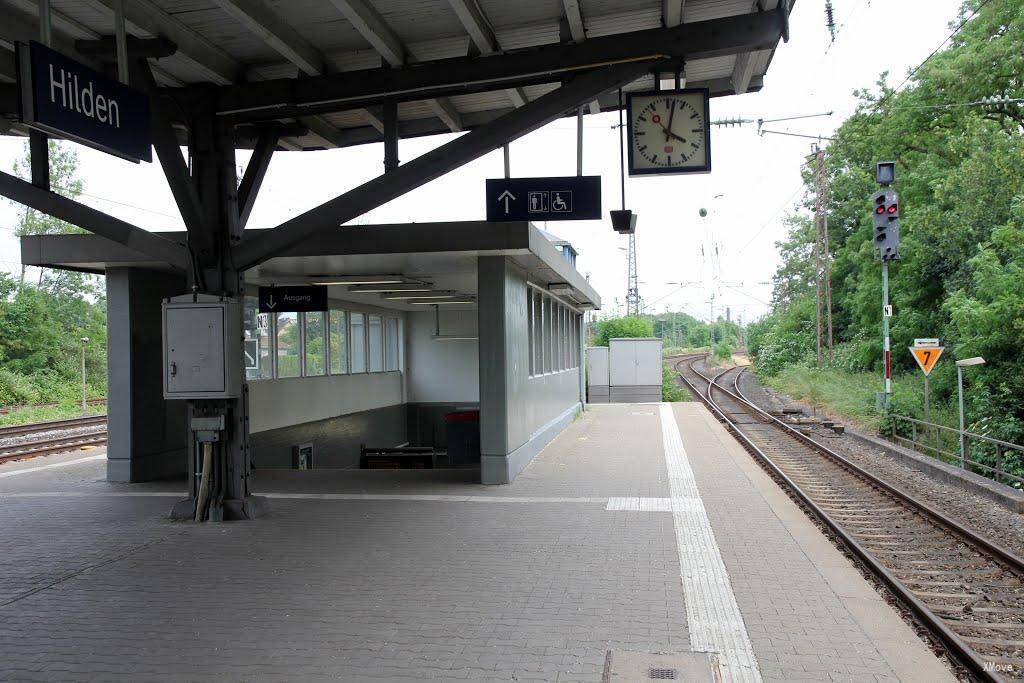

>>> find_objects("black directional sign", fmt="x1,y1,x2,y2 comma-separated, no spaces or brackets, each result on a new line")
17,41,152,163
486,176,601,221
258,285,327,313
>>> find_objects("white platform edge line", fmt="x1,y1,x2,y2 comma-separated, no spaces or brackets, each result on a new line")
659,403,762,683
0,453,106,478
605,496,673,511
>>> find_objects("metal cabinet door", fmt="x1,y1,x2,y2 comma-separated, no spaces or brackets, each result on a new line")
634,340,663,386
586,347,609,387
608,340,637,386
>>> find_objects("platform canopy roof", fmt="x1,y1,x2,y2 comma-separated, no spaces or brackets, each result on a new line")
0,0,791,151
21,220,602,308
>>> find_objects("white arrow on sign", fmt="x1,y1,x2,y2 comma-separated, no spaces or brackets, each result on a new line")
266,295,277,310
497,190,516,214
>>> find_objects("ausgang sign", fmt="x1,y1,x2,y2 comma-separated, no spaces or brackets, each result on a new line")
17,41,152,163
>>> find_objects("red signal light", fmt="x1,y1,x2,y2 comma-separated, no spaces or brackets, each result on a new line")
875,205,885,214
887,204,898,214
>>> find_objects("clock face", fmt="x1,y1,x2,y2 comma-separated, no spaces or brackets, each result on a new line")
627,89,711,176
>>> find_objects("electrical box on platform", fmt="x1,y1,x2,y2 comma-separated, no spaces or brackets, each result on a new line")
162,294,242,399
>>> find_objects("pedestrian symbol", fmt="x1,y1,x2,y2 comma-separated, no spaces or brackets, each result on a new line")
528,191,549,213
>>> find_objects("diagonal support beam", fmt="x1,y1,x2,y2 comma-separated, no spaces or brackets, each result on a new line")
130,60,209,255
0,170,190,271
232,59,662,270
328,0,405,66
214,0,324,76
237,128,278,230
447,0,497,53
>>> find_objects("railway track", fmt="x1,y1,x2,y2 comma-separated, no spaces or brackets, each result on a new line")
673,356,1024,682
0,415,107,439
0,415,108,464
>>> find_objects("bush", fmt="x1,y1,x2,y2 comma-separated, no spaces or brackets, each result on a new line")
0,368,41,407
713,342,733,362
592,316,654,346
662,364,687,402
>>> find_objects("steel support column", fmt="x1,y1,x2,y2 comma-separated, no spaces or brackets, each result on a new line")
237,128,278,232
176,97,259,521
383,100,399,171
233,59,662,269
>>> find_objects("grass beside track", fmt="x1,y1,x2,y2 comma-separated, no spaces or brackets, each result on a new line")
0,403,107,428
757,365,958,432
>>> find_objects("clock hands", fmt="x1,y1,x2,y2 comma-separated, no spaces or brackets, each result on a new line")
666,130,688,144
656,101,691,145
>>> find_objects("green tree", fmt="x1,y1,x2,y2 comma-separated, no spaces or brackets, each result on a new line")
749,0,1024,473
592,316,654,346
11,141,87,288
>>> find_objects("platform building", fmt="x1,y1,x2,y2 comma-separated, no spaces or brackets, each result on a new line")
23,220,597,485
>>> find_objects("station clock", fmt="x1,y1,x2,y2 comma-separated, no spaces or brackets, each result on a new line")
626,88,711,176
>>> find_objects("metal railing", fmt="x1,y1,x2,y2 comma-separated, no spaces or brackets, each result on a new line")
888,414,1024,489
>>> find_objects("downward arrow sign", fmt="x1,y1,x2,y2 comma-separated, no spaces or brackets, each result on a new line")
267,295,277,310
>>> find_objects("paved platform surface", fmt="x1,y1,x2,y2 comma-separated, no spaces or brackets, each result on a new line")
0,403,953,682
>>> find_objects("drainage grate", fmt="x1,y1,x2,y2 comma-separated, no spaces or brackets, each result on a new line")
604,650,718,682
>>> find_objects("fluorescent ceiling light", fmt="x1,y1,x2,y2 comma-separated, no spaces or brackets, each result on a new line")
348,283,432,293
381,291,457,300
408,297,475,305
312,275,405,285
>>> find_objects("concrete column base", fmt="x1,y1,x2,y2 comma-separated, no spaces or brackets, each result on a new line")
481,403,580,484
169,495,269,521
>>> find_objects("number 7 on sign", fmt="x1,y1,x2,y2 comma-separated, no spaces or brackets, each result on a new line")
910,345,944,376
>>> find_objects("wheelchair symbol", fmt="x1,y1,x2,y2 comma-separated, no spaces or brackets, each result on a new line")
551,191,572,212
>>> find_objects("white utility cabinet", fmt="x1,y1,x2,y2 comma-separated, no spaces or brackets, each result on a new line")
585,346,610,403
608,337,663,403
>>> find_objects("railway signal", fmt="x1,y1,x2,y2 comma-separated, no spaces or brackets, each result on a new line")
873,162,900,408
871,188,901,261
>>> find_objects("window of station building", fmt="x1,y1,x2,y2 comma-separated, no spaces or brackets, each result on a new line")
559,305,568,371
304,311,326,376
368,315,384,372
276,311,300,378
532,291,543,376
572,313,580,368
243,297,273,380
527,292,535,376
542,296,552,374
350,313,367,373
329,310,348,375
384,318,399,372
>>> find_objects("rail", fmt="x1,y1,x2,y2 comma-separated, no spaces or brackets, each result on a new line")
889,414,1024,488
673,358,1022,681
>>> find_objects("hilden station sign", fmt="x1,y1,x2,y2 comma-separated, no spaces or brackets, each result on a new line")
17,41,152,163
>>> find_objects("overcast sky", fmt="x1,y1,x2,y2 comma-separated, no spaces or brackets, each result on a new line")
0,0,964,324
